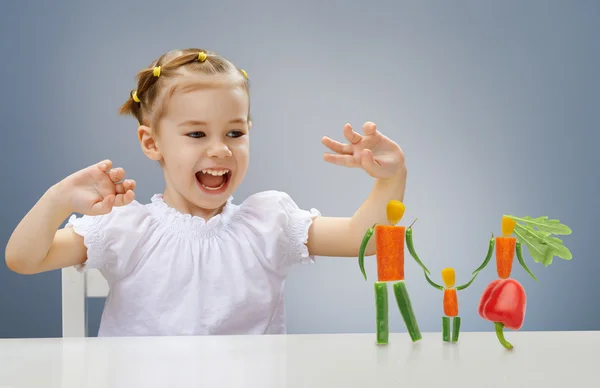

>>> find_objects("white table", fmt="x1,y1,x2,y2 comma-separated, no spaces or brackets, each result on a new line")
0,331,596,387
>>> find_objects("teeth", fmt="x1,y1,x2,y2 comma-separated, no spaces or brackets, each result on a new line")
201,182,226,190
201,169,229,176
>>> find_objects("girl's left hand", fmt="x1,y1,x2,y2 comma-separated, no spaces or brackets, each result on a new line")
321,121,406,179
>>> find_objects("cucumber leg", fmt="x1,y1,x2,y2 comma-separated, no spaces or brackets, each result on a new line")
442,316,450,342
393,281,422,342
452,316,461,342
374,282,389,345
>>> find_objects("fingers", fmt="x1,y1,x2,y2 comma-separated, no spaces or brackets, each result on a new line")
114,179,136,195
362,121,377,136
94,159,127,184
323,153,359,168
343,123,362,145
105,165,135,206
89,195,115,215
359,149,381,176
321,136,353,155
96,159,113,173
114,190,136,207
108,167,126,183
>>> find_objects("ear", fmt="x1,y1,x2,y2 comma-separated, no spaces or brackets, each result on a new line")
137,125,162,161
248,120,252,130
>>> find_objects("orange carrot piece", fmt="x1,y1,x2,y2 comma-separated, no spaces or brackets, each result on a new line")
375,225,405,282
443,288,458,317
496,236,516,279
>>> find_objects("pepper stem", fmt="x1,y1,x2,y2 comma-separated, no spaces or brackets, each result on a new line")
494,322,513,350
408,218,418,228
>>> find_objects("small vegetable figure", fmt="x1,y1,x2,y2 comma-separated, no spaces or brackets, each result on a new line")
422,263,484,342
358,200,424,344
478,278,526,349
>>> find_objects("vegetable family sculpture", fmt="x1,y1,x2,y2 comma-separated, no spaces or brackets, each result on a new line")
358,200,429,344
476,215,572,349
358,201,573,350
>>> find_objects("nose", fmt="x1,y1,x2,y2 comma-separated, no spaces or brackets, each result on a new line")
207,140,232,159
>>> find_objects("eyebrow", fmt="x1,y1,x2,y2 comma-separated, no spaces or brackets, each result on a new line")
178,118,247,127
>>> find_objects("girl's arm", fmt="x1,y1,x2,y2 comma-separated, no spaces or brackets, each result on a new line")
307,172,406,258
306,121,407,258
5,160,135,274
5,184,88,274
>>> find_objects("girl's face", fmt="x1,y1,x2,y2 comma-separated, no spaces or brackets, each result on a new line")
138,77,250,219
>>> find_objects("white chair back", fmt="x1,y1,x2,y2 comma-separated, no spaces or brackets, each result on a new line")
61,266,109,337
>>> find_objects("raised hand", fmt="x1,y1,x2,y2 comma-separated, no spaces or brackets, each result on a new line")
321,122,406,179
57,159,136,216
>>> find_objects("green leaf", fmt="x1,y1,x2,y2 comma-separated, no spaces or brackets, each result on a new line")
521,223,552,240
514,228,550,265
511,218,573,267
545,237,573,260
504,215,572,235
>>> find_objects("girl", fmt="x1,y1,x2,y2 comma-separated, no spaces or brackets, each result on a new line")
5,48,407,337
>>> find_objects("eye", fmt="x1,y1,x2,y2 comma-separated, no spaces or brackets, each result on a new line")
187,131,205,138
227,130,245,138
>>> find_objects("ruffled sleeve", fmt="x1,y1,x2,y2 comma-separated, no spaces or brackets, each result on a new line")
64,201,155,279
237,190,321,268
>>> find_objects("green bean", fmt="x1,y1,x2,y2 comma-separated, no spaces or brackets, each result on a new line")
452,317,461,342
516,241,537,281
405,225,431,275
456,272,478,290
393,281,422,342
375,282,389,345
442,317,451,342
358,224,376,281
424,271,444,290
472,233,495,275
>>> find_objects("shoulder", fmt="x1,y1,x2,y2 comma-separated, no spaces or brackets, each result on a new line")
66,199,155,233
235,190,318,220
65,199,160,261
64,198,161,275
232,190,321,266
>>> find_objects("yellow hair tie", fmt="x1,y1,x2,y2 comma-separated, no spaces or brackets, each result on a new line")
198,52,207,62
240,69,248,79
132,91,141,103
153,66,161,77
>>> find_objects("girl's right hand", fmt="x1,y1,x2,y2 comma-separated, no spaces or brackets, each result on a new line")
56,159,136,216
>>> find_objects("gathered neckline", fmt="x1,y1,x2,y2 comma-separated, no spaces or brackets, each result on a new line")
147,193,237,237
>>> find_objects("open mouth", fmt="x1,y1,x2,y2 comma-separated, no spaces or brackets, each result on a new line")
195,168,231,194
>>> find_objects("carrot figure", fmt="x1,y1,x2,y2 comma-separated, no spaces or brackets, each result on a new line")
474,214,573,349
358,200,431,345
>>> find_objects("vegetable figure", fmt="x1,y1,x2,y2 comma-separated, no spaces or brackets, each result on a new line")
474,215,573,281
478,278,526,349
414,230,493,342
422,266,481,342
358,200,425,344
475,214,572,349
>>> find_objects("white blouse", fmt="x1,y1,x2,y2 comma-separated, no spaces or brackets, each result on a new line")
65,190,321,337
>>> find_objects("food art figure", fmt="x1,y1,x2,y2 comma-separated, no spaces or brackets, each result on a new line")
358,200,430,344
476,215,572,349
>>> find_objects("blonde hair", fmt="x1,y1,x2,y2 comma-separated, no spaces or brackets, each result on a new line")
118,48,250,128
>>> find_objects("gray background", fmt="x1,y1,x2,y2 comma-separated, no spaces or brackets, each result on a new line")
1,0,598,338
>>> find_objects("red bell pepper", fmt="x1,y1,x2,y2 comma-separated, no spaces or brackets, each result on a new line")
478,278,526,349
